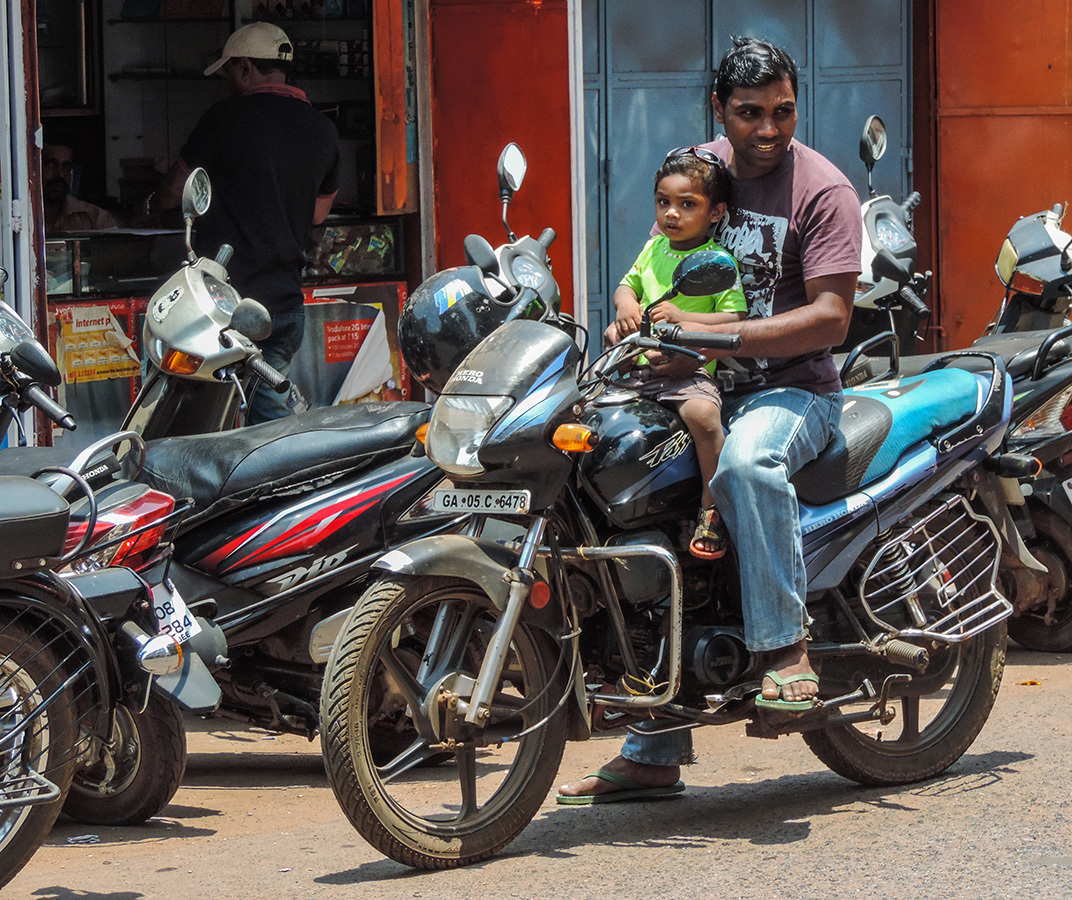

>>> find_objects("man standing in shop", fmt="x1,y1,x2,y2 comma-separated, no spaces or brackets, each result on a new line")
149,21,340,422
42,138,117,233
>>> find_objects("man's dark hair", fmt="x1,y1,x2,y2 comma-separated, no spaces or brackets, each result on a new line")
249,57,292,77
654,155,728,207
714,36,798,105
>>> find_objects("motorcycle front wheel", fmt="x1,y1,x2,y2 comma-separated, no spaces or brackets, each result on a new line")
803,621,1007,785
320,575,568,869
1008,505,1072,652
63,693,187,825
0,612,82,889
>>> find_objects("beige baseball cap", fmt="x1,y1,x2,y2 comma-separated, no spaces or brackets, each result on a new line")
203,22,294,76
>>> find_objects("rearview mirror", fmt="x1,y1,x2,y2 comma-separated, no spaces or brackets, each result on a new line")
229,298,273,342
181,168,212,220
497,143,527,200
669,249,738,299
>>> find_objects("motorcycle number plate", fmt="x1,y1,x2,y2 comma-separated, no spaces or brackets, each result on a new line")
151,581,203,644
431,488,531,515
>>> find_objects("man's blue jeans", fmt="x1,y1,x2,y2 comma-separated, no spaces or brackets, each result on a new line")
621,386,843,767
247,307,305,424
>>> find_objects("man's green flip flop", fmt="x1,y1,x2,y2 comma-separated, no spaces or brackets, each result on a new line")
754,670,820,712
555,769,686,805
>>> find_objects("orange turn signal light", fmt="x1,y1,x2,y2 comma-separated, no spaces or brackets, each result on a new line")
552,423,598,452
161,349,205,375
415,423,429,444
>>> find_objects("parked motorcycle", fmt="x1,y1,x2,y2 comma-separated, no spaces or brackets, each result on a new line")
122,167,295,439
0,470,221,885
317,150,1024,866
837,115,932,362
0,293,223,828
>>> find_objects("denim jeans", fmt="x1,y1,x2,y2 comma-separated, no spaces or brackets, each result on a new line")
621,386,843,767
247,307,305,424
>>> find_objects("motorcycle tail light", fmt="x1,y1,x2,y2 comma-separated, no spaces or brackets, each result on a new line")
1010,385,1072,442
65,489,175,572
161,348,204,375
1010,269,1046,296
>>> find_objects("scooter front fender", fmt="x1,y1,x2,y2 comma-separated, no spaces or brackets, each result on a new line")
374,534,520,609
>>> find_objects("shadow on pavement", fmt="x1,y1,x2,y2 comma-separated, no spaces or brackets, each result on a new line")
315,748,1032,884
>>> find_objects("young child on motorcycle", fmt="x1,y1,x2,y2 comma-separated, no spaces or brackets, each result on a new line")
607,147,747,558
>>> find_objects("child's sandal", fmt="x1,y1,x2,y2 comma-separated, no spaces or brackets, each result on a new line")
689,506,727,560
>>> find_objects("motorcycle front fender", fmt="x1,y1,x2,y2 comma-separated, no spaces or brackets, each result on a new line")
374,534,520,609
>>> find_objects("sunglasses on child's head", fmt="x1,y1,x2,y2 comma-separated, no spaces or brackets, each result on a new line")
665,146,722,167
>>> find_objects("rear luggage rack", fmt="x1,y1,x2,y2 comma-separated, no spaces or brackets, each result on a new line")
858,493,1012,642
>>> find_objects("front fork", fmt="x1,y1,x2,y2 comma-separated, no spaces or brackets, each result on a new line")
464,517,548,725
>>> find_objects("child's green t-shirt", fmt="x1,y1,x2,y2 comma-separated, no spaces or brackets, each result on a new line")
620,235,747,373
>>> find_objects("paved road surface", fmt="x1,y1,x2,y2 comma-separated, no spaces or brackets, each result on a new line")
10,646,1072,900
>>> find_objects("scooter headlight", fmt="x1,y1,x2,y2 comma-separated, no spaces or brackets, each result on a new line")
426,395,512,476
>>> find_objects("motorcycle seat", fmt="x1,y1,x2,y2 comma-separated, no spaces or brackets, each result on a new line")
898,329,1070,380
134,402,430,525
793,368,981,506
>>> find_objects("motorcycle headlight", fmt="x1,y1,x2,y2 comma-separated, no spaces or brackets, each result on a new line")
426,395,513,476
1010,384,1072,443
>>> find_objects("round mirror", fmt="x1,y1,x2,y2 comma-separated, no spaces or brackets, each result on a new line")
497,143,527,195
859,116,888,167
230,298,273,342
181,168,212,220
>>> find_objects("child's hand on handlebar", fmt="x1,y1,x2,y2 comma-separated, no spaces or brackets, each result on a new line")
613,296,643,339
648,301,684,325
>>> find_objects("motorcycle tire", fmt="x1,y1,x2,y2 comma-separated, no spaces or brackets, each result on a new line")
62,693,187,826
320,574,568,869
803,620,1006,786
1008,506,1072,653
0,613,82,889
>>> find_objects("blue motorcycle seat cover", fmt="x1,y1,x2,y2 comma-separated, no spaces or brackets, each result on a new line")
793,369,980,506
136,402,430,525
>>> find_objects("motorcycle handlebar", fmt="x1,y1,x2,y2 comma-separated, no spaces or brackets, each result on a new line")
247,355,291,394
902,192,921,214
538,228,556,250
900,285,931,319
654,324,743,352
25,382,76,431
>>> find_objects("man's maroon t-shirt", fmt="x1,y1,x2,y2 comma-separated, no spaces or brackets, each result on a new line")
698,137,862,394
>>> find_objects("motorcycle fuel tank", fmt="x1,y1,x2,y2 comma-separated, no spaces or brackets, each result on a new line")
578,393,703,529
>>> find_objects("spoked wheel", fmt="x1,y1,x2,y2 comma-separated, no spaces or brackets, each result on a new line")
0,613,83,889
63,693,187,825
320,575,569,869
1008,506,1072,652
803,621,1007,786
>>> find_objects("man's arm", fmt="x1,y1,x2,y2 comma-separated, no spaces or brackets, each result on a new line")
647,272,855,374
702,272,855,359
313,191,337,225
147,159,191,220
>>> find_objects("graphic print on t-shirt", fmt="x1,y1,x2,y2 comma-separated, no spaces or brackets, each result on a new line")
714,209,788,372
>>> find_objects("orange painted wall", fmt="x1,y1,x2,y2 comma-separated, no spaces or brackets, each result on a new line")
935,1,1072,348
427,0,574,313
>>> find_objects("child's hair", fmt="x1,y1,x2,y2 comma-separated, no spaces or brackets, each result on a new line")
654,153,728,207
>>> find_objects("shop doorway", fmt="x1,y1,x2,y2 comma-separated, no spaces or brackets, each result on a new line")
581,0,912,334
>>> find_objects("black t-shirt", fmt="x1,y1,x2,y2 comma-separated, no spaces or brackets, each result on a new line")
180,85,340,312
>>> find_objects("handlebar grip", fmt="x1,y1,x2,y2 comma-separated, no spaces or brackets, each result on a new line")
25,383,76,431
215,244,234,266
656,324,743,352
902,192,921,213
899,285,931,319
538,227,556,249
247,356,291,394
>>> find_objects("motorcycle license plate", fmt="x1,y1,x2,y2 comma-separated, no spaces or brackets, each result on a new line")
431,488,531,515
151,581,202,644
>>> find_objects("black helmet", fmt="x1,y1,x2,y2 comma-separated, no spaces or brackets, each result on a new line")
399,265,541,394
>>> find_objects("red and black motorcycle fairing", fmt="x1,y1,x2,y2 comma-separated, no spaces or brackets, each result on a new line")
131,402,459,733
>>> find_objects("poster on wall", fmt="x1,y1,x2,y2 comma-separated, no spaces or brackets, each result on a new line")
53,305,141,384
288,283,411,409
